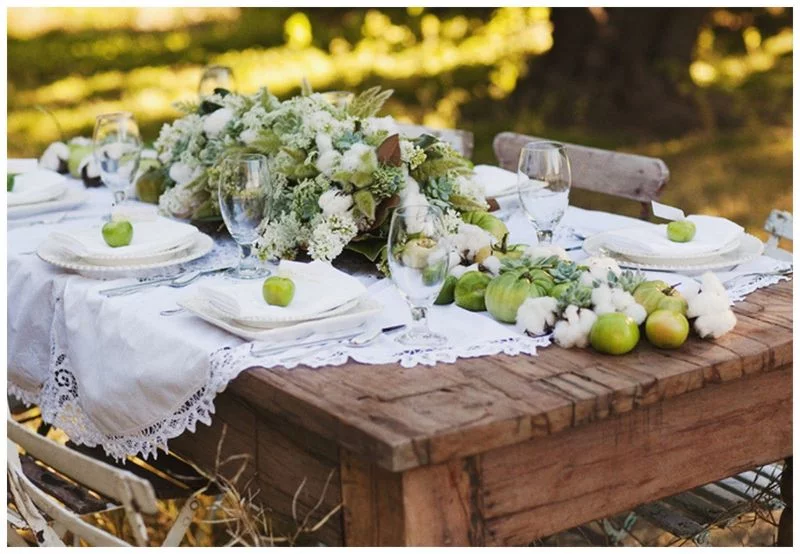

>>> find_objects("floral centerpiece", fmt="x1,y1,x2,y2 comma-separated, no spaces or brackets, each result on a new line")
153,86,488,264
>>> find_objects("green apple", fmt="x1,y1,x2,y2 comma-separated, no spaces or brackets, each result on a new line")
633,281,687,315
589,313,640,355
68,143,94,178
262,276,295,307
454,271,492,312
135,166,168,204
434,275,457,305
667,220,696,242
101,220,133,248
645,309,689,349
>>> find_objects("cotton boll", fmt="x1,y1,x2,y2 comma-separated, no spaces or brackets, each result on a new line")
168,162,197,185
203,107,234,137
450,263,479,279
316,150,342,177
623,302,647,325
609,288,635,310
525,244,570,262
39,141,69,172
516,296,559,336
482,255,502,276
447,251,462,271
340,143,377,174
553,305,597,348
686,272,731,318
695,310,737,339
316,133,333,154
585,256,622,282
591,284,615,315
318,189,353,216
451,223,493,261
240,129,259,145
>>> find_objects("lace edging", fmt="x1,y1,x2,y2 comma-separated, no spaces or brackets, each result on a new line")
7,382,41,407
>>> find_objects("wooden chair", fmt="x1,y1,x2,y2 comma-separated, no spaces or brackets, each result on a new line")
7,412,214,546
492,131,670,219
763,209,792,262
396,123,475,160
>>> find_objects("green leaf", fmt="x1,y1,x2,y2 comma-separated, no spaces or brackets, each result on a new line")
345,239,386,262
448,193,489,212
376,134,402,167
7,173,17,192
347,86,394,118
353,190,377,220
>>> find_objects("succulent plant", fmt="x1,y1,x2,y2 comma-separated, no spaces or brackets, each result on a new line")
549,260,585,284
499,254,560,275
556,281,594,311
606,269,647,294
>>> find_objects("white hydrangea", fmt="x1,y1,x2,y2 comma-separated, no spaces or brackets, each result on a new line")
168,162,200,186
316,150,341,178
240,129,259,145
255,212,305,261
154,114,204,164
516,296,559,336
316,133,334,154
362,115,398,136
553,305,598,348
158,185,203,219
399,139,426,169
318,189,353,216
203,108,234,138
454,175,485,203
306,212,359,261
441,208,463,235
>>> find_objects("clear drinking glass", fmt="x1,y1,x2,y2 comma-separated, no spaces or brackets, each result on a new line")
387,205,450,347
321,90,354,111
198,65,236,97
93,112,142,216
517,141,571,244
218,153,271,279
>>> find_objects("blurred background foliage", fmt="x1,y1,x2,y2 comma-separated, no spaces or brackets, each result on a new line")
7,7,793,238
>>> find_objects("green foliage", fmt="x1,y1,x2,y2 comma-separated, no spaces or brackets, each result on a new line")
290,175,329,220
410,144,473,183
346,86,393,119
605,269,646,293
556,281,593,311
369,164,404,200
549,260,585,283
420,176,454,210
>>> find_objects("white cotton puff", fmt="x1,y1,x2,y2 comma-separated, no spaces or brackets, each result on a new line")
447,251,462,271
623,302,647,325
610,288,636,310
39,141,69,171
525,244,570,262
451,223,493,261
202,107,234,137
516,296,559,336
687,272,731,318
316,150,341,177
315,133,333,154
168,162,197,186
695,310,737,339
553,305,597,348
318,189,353,216
482,255,502,276
591,284,615,315
240,129,259,145
450,263,479,279
340,143,376,173
584,256,622,282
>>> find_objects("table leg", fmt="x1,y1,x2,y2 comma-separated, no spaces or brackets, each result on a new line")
778,457,792,546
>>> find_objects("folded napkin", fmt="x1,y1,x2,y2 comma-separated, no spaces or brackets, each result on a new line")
603,215,744,257
49,217,198,259
198,260,367,321
472,165,518,198
8,159,39,174
7,169,67,206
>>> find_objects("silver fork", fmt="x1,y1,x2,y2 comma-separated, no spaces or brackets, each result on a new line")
101,266,233,297
722,268,793,286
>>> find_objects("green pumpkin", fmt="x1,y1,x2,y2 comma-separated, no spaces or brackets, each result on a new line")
460,211,509,242
485,270,551,323
454,271,492,312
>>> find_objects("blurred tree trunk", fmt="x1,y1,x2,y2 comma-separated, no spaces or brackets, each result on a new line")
516,8,711,136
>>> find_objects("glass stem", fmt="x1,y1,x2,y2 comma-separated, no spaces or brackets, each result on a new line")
537,229,553,245
409,305,431,335
113,190,126,206
238,243,257,273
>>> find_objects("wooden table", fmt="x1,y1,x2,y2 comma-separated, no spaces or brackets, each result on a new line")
173,280,792,546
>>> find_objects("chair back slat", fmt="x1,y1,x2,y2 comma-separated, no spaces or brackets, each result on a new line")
493,132,669,206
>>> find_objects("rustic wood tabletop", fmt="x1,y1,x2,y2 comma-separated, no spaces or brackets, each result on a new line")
174,279,792,546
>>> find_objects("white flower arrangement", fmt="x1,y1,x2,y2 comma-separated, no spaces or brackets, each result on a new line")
153,86,486,264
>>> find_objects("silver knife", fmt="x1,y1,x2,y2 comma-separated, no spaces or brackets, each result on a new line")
250,325,367,358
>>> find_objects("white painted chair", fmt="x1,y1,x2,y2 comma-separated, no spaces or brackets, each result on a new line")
763,209,792,261
7,414,203,546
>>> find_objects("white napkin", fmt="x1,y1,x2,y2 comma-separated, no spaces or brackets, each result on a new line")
603,215,744,257
7,169,67,206
472,164,518,198
48,217,198,259
198,260,367,321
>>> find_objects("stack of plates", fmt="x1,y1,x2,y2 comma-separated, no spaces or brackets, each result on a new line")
36,218,213,276
583,215,764,272
180,260,382,342
7,164,87,219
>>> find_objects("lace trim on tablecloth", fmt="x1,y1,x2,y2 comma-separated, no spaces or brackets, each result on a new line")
8,270,789,461
726,272,792,302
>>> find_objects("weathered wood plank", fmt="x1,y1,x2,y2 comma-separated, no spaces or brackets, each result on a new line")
479,366,792,545
492,131,669,205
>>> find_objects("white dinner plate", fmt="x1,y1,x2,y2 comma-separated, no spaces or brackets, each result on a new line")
178,295,383,342
583,233,765,273
36,233,214,279
592,231,742,263
212,297,363,329
8,187,89,219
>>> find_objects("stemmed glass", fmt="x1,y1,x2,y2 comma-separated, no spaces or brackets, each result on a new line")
517,141,571,244
217,153,271,279
199,65,236,97
387,205,449,347
93,112,142,217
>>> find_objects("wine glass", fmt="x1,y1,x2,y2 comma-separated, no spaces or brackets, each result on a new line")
387,205,450,347
517,141,571,244
321,90,354,111
198,65,236,97
93,112,142,216
217,153,271,279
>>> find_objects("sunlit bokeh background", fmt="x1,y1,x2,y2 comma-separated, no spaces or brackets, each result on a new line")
7,7,793,240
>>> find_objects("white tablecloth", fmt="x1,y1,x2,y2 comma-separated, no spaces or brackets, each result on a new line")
7,178,792,460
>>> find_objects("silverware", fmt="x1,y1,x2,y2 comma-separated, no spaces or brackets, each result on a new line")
280,325,406,363
250,325,368,358
159,307,186,316
101,266,232,297
11,212,94,228
722,268,793,287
